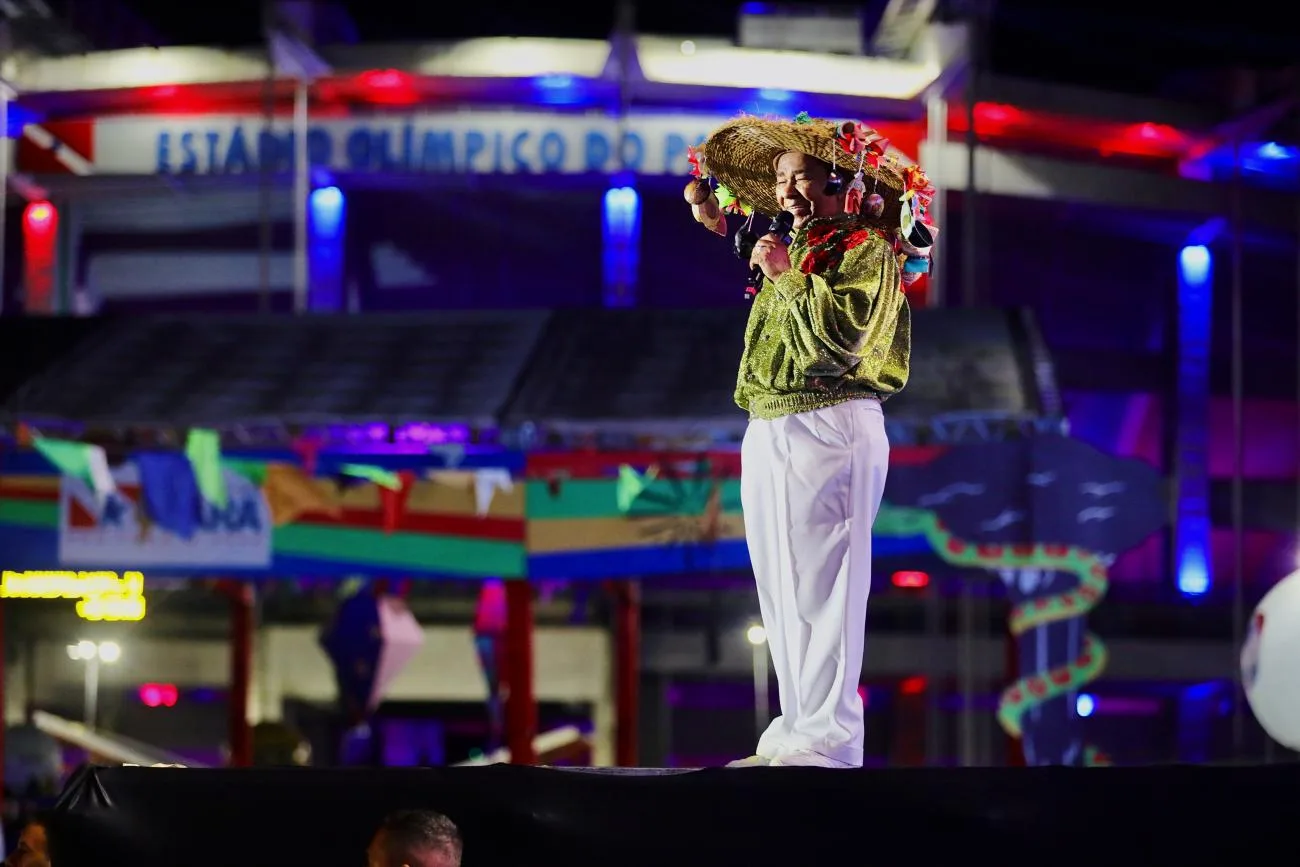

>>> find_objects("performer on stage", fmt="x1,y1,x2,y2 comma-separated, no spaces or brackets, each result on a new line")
685,114,936,768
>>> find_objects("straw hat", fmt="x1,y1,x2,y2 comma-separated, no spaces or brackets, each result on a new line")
697,114,910,222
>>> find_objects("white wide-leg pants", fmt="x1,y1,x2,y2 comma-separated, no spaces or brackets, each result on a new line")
741,398,890,767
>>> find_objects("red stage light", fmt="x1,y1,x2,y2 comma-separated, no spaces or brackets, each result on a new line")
1129,122,1178,144
139,683,178,708
974,102,1020,126
354,69,420,105
900,676,927,695
23,201,53,231
358,69,409,90
892,570,930,589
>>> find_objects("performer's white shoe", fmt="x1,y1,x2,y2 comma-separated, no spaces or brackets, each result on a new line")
725,755,772,767
768,750,859,769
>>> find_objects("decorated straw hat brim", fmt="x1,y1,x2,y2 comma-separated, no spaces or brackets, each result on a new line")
698,115,908,220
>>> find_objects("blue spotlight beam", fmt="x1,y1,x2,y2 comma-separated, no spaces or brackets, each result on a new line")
308,185,346,312
602,185,640,308
1174,245,1212,597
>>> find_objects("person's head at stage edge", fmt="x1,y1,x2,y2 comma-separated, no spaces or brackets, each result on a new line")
688,113,937,281
4,814,49,867
773,151,849,230
368,809,462,867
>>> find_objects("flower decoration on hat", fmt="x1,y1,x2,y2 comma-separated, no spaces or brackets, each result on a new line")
687,145,704,179
836,121,888,167
715,184,752,216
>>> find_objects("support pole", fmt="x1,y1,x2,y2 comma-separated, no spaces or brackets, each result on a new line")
751,641,769,742
923,581,942,766
923,94,947,308
961,0,982,309
958,578,976,766
504,581,536,765
0,85,10,317
84,656,100,729
227,581,254,767
1229,139,1246,758
291,80,310,315
957,0,984,765
610,580,641,767
257,71,274,314
0,597,6,821
1005,628,1026,766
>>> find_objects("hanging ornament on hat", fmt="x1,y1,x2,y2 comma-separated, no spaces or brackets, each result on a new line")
685,144,727,236
843,132,870,216
683,178,711,205
896,163,939,285
845,173,866,215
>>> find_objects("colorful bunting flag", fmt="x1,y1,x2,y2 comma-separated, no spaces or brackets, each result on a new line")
429,443,466,468
379,470,416,533
263,463,340,527
134,451,201,540
33,437,115,500
224,459,268,486
185,428,227,508
615,464,658,513
291,436,322,477
338,463,403,491
473,469,513,517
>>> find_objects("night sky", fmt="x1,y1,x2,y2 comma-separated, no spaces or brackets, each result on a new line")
115,1,1293,100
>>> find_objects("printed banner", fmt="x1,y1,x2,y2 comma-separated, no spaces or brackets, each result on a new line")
58,464,273,569
88,111,720,177
28,112,922,177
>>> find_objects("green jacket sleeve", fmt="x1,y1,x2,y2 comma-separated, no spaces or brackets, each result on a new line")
768,235,900,379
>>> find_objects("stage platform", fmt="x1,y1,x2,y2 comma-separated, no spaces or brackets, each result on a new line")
50,763,1298,866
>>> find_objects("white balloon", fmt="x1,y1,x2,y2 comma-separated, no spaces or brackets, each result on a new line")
1242,569,1300,750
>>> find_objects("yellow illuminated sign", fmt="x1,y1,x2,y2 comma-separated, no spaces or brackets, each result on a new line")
0,570,147,622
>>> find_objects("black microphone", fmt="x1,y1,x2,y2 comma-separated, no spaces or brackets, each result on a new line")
743,211,795,299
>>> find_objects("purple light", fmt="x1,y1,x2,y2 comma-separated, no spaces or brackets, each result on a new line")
395,422,470,444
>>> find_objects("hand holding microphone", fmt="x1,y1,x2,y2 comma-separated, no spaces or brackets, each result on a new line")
748,234,792,283
739,210,794,299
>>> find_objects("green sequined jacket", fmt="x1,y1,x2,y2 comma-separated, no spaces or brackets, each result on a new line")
734,214,912,420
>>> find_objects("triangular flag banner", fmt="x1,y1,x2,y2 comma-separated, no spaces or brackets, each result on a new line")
223,459,268,486
616,464,658,513
474,578,507,636
473,580,506,751
339,463,402,491
429,443,466,468
370,595,425,710
133,451,202,540
379,470,415,533
333,471,371,496
337,576,367,599
291,437,322,477
319,591,426,725
474,631,505,751
427,469,475,489
263,463,341,527
185,428,227,508
473,469,513,517
34,437,116,500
